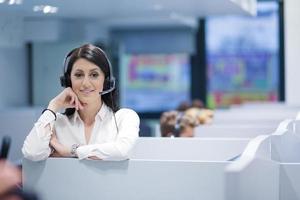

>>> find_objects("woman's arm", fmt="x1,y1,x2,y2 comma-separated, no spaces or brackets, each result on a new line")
49,132,73,157
22,87,83,161
76,109,140,161
22,111,56,161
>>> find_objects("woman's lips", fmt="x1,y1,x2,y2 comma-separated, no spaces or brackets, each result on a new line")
80,90,95,95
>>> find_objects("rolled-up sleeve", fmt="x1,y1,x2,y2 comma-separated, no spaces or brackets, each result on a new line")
22,110,55,161
76,109,140,161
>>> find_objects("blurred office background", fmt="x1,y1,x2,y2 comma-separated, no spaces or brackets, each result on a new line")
0,0,299,139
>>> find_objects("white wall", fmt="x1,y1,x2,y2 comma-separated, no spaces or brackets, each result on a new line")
284,0,300,106
0,46,28,108
0,16,109,108
24,19,61,42
0,16,28,108
0,16,23,48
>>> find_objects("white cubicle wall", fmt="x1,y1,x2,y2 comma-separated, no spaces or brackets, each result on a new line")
130,137,249,161
194,124,276,138
194,104,298,138
225,135,279,200
23,137,250,200
225,119,300,200
22,108,300,200
271,120,300,200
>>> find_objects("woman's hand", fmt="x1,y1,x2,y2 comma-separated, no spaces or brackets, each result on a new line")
50,133,71,157
47,87,83,112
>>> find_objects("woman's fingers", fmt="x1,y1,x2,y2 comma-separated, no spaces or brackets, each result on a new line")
71,90,83,110
56,87,84,110
77,99,84,110
75,96,79,110
65,89,78,109
69,95,75,107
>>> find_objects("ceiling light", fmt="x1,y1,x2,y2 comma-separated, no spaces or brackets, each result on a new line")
43,5,52,13
0,0,6,4
33,5,58,14
8,0,22,5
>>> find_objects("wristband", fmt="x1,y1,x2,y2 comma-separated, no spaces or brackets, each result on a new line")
42,108,57,121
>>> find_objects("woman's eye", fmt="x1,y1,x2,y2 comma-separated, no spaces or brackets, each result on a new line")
90,73,99,78
74,73,83,78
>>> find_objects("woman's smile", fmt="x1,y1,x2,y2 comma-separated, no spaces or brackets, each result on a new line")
80,89,95,95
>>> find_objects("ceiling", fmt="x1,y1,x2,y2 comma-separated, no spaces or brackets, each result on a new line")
0,0,256,27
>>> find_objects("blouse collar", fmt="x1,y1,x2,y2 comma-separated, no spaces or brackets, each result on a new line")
72,103,110,123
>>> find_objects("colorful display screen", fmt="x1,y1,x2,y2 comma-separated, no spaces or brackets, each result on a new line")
206,2,279,108
120,54,191,112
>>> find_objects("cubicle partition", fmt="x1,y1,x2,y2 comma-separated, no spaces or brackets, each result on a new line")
194,105,298,138
225,119,300,200
13,104,300,200
225,135,279,200
23,137,250,200
130,137,249,161
194,124,276,138
271,120,300,200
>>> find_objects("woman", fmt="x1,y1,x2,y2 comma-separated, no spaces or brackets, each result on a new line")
22,44,140,161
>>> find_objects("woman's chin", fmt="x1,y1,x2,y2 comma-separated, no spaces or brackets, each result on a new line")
78,96,99,106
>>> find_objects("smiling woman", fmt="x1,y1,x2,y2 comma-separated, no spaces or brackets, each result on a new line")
22,44,140,161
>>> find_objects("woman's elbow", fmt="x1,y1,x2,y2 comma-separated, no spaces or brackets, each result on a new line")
22,146,49,161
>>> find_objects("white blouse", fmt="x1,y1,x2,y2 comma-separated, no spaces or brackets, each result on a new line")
22,104,140,161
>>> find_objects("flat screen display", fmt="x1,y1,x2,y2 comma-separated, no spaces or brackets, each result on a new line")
206,1,279,108
120,54,191,112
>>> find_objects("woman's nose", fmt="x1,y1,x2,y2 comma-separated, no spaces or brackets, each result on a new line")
82,75,92,86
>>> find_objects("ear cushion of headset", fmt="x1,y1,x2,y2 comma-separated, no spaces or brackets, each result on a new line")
60,76,66,87
59,76,66,87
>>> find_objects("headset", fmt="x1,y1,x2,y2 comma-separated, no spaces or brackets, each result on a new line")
60,46,116,95
173,112,184,137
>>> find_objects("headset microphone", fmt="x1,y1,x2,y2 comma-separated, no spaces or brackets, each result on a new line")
99,77,116,95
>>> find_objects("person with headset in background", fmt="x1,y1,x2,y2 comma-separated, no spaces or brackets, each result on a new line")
160,111,197,138
22,44,140,161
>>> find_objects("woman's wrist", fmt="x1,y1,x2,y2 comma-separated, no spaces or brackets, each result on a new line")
50,141,71,157
47,101,60,113
42,109,57,120
70,144,80,157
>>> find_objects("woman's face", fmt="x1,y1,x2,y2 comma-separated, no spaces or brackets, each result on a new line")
70,58,105,105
